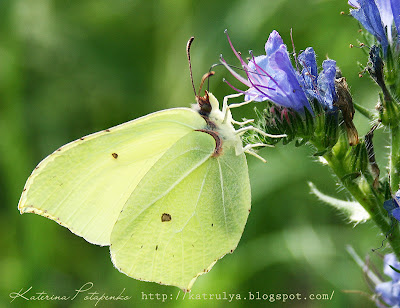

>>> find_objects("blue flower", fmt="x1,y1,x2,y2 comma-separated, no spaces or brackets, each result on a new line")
297,47,338,111
376,253,400,307
221,30,338,114
383,190,400,221
348,0,400,55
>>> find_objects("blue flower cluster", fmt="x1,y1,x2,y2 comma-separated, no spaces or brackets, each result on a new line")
348,0,400,56
376,253,400,307
221,30,337,115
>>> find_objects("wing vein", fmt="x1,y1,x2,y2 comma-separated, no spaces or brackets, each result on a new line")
112,146,213,257
121,147,212,230
175,162,210,233
217,159,229,239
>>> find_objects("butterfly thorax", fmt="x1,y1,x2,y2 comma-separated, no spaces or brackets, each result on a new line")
192,91,242,156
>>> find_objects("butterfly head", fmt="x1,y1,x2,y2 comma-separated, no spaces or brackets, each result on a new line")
186,36,239,153
186,37,220,119
193,71,215,117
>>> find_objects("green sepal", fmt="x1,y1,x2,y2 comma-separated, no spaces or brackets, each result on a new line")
341,172,362,182
349,141,368,174
313,149,329,157
379,93,400,127
295,138,309,147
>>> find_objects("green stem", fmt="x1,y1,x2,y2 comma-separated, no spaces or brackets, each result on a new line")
353,101,376,121
321,146,400,259
390,124,400,193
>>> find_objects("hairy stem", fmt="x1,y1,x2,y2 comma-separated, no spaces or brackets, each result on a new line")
390,124,400,194
322,149,400,259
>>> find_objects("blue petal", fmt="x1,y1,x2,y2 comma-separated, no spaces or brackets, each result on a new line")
384,191,400,220
317,59,338,110
384,198,398,214
392,208,400,221
348,0,361,8
384,254,400,282
244,88,265,102
265,30,284,55
249,55,269,73
350,0,389,54
375,0,394,41
376,281,400,306
298,47,318,76
391,0,400,37
268,46,312,112
298,47,318,90
395,189,400,205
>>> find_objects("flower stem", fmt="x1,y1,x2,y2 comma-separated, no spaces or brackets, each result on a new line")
353,101,376,120
321,149,400,259
390,124,400,193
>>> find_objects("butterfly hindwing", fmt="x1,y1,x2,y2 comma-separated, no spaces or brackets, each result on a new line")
110,130,251,291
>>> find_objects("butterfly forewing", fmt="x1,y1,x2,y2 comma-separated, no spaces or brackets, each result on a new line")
18,108,206,246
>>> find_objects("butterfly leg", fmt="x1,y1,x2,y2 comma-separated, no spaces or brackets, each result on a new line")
227,99,256,110
235,126,287,138
243,143,274,163
231,118,254,126
235,143,273,163
222,93,244,124
222,93,258,125
222,93,243,116
243,143,274,151
245,150,267,163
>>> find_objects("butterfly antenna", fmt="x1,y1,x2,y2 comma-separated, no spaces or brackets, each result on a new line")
207,63,220,91
198,71,215,95
186,36,197,97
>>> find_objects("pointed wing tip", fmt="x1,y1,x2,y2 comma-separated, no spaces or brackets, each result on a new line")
18,200,35,214
18,205,59,221
21,205,111,246
18,189,28,212
17,206,25,214
18,206,28,214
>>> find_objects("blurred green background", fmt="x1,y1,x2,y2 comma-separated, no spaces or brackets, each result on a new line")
0,0,389,307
